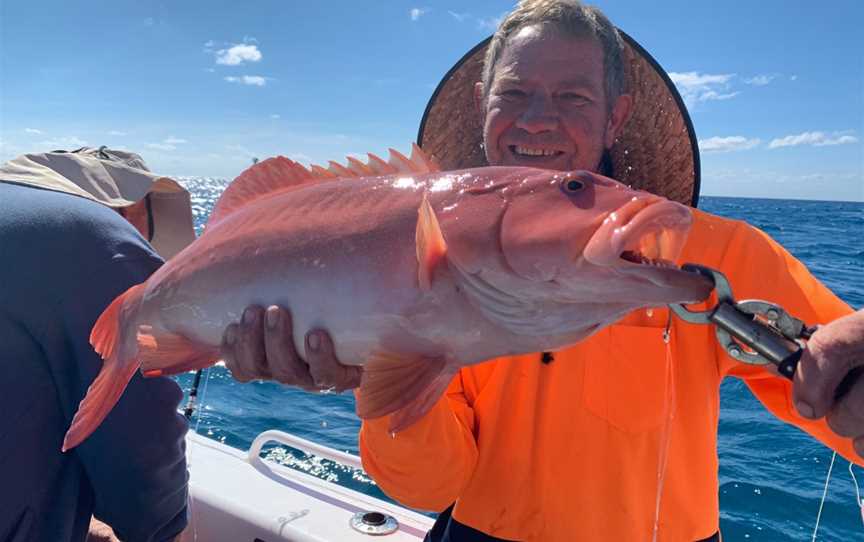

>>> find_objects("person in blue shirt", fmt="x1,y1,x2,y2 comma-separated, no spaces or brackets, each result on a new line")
0,148,194,542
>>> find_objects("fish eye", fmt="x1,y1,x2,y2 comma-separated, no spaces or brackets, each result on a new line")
561,177,585,193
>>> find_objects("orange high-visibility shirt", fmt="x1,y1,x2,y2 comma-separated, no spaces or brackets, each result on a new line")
359,209,858,541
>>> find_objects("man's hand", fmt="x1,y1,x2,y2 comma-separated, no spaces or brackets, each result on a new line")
220,305,362,392
792,309,864,458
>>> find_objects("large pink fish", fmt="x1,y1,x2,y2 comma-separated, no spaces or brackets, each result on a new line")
63,145,711,451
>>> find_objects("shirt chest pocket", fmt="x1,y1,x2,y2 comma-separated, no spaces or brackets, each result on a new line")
582,325,672,434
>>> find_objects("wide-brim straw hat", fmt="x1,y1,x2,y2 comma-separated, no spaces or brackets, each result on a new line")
0,146,196,259
417,31,701,207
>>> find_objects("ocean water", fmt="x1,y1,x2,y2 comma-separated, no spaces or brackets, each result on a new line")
175,177,864,541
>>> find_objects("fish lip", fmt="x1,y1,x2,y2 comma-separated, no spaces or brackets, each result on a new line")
584,199,692,268
581,198,712,300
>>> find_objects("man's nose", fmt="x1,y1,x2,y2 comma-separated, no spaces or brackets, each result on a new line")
515,93,558,133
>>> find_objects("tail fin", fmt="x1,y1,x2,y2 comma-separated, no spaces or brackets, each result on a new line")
62,283,145,452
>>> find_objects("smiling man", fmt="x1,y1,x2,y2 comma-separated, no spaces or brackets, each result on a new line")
477,24,630,173
220,1,864,540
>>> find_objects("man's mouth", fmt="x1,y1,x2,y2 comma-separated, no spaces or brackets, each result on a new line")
509,145,565,159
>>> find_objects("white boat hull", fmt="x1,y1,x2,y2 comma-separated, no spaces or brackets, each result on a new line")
179,430,433,541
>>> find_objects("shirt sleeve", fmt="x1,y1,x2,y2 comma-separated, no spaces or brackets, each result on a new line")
63,256,189,542
358,370,479,512
718,221,862,465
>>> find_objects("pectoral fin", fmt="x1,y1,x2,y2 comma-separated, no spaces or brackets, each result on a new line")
416,193,448,291
356,351,454,432
137,326,219,377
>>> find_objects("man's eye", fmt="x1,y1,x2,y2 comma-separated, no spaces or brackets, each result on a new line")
559,93,590,104
500,88,527,99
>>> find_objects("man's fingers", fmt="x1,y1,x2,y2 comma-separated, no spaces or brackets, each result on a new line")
793,341,854,420
305,329,362,391
793,311,864,420
221,323,252,382
825,380,864,437
232,306,267,381
221,305,358,392
263,306,315,388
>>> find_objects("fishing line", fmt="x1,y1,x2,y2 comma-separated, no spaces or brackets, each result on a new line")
651,313,676,542
848,462,864,527
811,450,837,541
187,365,214,542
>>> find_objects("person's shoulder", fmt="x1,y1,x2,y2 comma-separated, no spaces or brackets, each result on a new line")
682,207,776,265
691,207,778,248
0,182,160,265
690,208,747,234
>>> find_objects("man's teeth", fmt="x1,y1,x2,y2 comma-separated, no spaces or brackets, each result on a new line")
514,146,560,157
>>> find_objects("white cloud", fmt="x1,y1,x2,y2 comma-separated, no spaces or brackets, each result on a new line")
743,74,778,86
669,72,734,87
698,90,740,101
224,75,267,86
203,40,215,48
699,136,761,153
410,8,428,21
108,130,127,136
790,75,798,81
668,71,739,106
270,114,281,119
39,136,87,149
147,143,176,151
768,131,859,149
24,128,43,134
164,136,187,145
448,10,470,22
215,44,262,66
226,144,255,155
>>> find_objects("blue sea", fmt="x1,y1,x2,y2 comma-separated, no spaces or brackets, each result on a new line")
175,178,863,541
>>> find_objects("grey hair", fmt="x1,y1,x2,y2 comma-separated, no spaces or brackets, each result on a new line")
481,0,626,112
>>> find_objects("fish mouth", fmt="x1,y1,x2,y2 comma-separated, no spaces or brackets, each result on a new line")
584,198,712,299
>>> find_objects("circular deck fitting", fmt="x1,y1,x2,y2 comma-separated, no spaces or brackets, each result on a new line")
349,511,399,535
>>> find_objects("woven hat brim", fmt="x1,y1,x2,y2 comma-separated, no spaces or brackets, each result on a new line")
417,31,701,207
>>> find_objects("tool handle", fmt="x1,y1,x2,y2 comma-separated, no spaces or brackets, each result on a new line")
777,350,864,401
776,349,802,380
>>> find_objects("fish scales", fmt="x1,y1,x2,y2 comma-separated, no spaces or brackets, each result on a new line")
62,146,711,450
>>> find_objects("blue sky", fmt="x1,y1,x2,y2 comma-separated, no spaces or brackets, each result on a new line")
1,1,861,201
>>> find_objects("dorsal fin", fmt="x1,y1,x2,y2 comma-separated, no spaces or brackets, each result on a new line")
309,144,440,179
310,164,338,180
346,156,374,176
327,160,354,177
208,144,441,228
388,148,419,173
366,152,395,175
410,142,441,172
208,156,315,227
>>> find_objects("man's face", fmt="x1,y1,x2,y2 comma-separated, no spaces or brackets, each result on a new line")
478,24,631,172
117,198,151,240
